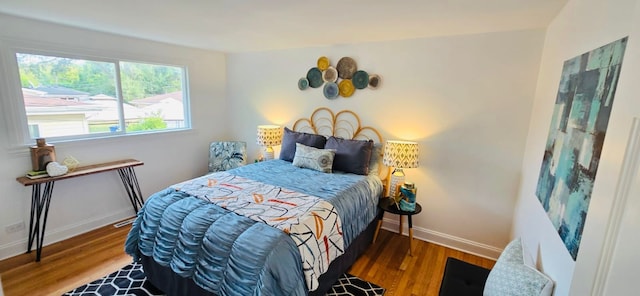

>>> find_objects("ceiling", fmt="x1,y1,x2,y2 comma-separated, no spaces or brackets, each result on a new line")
0,0,568,53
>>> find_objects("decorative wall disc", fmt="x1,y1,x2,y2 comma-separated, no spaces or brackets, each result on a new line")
298,77,309,90
306,67,323,88
317,56,330,71
338,79,355,97
368,74,381,89
322,67,338,82
323,82,339,99
352,70,369,89
336,57,357,79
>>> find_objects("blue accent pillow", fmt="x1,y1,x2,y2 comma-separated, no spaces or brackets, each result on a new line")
325,136,374,175
279,127,327,162
368,143,383,176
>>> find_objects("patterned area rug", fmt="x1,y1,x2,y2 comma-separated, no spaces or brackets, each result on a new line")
63,262,385,296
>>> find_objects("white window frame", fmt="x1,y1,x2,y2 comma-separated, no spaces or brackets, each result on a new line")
0,38,192,150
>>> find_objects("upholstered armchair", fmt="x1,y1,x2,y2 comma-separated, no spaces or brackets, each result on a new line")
208,141,247,172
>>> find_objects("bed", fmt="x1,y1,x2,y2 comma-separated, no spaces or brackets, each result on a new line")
125,108,386,296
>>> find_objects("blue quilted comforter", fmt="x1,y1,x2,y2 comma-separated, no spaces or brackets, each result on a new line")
125,160,382,295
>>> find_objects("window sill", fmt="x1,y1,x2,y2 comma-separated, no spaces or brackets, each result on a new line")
6,127,194,157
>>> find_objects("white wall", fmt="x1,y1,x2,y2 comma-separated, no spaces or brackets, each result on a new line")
598,6,640,295
0,14,228,260
226,29,545,258
601,117,640,295
511,0,640,295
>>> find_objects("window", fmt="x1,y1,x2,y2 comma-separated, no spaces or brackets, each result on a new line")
13,52,189,142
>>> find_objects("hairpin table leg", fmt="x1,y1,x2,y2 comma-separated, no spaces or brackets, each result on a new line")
26,181,55,262
117,167,144,212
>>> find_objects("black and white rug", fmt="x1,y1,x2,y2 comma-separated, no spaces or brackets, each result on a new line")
63,262,385,296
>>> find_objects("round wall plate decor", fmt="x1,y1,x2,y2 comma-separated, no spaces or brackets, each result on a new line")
306,67,324,88
317,56,330,71
368,74,381,89
323,82,339,99
298,77,309,90
336,57,357,79
352,70,369,89
339,79,355,97
322,66,338,83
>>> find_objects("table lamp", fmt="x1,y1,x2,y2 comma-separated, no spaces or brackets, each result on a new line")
256,125,283,161
383,140,419,198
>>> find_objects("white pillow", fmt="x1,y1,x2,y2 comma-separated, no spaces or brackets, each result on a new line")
292,143,336,173
483,238,554,296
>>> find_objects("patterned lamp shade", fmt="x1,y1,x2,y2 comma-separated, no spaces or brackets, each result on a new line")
383,140,419,168
383,140,419,198
256,125,283,147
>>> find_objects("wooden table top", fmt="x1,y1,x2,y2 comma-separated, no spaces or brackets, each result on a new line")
16,159,143,186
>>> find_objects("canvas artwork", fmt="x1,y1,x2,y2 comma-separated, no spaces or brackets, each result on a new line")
536,37,628,260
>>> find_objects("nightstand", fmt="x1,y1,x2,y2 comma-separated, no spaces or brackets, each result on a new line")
373,197,422,256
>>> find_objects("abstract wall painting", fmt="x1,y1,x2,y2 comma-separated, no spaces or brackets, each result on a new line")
536,37,628,260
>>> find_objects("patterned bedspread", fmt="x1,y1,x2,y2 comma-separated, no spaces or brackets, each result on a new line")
125,160,382,295
172,172,344,291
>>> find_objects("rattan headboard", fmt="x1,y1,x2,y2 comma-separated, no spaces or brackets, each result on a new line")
292,107,386,181
292,107,383,144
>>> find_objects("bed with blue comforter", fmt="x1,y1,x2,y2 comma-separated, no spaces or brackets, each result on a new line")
125,159,383,296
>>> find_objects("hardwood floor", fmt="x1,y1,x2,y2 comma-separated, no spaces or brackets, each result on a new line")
351,230,494,296
0,219,494,296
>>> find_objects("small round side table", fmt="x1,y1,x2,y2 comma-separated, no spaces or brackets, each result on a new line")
373,197,422,256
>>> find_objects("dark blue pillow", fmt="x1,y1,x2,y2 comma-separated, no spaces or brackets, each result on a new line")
279,127,327,162
325,136,374,175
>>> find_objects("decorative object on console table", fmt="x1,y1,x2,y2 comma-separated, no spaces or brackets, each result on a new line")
45,162,68,177
30,138,56,171
383,140,419,199
25,170,48,179
256,125,283,161
62,155,80,172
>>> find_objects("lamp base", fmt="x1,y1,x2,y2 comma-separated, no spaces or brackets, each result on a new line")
262,146,274,161
388,168,405,199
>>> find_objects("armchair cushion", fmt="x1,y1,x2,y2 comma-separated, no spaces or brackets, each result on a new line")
208,141,247,172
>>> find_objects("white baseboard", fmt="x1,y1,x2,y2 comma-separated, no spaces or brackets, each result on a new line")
0,208,135,261
381,218,503,260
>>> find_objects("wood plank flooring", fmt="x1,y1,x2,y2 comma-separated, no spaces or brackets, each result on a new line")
0,219,494,296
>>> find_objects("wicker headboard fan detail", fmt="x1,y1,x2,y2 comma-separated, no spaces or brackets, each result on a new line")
292,107,383,144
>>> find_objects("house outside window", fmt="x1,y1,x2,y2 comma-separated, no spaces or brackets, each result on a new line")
9,51,190,143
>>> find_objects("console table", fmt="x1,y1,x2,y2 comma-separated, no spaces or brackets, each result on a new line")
16,159,144,262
